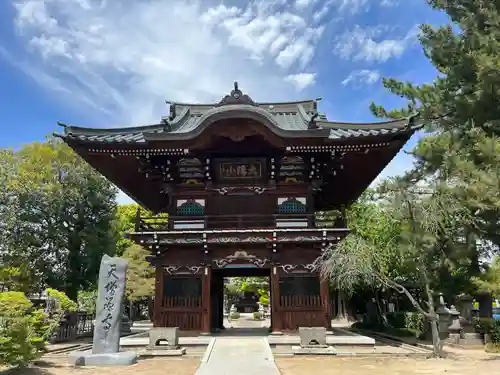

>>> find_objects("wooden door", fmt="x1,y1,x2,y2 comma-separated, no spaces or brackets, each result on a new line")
155,273,203,331
277,274,326,330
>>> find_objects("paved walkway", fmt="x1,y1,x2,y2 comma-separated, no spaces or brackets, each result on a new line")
195,336,279,375
196,313,279,375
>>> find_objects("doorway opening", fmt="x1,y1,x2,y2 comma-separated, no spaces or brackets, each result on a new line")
211,267,271,335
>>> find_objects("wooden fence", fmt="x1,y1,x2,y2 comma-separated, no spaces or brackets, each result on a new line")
51,312,95,343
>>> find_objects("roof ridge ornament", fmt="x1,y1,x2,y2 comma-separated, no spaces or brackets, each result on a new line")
216,81,257,107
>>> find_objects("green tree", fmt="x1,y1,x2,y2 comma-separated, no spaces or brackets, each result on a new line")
229,277,269,294
0,266,34,293
77,289,98,314
321,180,473,357
122,244,155,302
115,203,140,255
370,0,500,137
369,0,500,252
0,139,119,299
473,256,500,296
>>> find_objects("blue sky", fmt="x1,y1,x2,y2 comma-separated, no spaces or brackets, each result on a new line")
0,0,449,203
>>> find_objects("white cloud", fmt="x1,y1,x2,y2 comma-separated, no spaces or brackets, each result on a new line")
295,0,317,9
333,24,419,63
381,0,399,6
335,0,369,14
285,73,316,91
7,0,329,125
341,69,380,86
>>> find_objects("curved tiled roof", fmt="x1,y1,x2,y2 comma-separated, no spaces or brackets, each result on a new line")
56,83,420,144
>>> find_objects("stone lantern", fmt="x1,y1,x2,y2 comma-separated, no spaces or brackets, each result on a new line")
436,294,451,340
446,305,462,344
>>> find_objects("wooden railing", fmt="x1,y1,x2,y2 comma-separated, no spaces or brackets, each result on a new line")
136,213,343,232
277,294,325,330
161,296,202,309
279,295,323,310
157,296,203,330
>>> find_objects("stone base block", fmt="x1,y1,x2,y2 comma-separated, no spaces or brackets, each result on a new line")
299,327,327,347
459,333,484,346
142,347,186,357
69,350,138,366
292,346,337,356
446,333,461,345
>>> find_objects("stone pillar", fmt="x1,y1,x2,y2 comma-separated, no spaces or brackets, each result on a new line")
69,255,137,366
457,294,474,333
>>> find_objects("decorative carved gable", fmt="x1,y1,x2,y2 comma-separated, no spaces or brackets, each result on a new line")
216,82,257,107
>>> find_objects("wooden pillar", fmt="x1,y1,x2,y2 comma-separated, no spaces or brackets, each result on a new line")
218,277,225,329
201,266,212,334
153,266,163,327
319,275,331,330
270,266,281,333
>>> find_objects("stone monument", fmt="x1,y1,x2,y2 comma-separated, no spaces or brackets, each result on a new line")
69,255,137,366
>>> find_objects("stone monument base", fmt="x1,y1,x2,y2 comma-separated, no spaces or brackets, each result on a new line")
142,347,186,356
292,345,337,355
69,350,138,366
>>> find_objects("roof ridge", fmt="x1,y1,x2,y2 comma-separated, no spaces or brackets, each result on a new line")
170,99,316,107
317,118,411,130
58,121,165,135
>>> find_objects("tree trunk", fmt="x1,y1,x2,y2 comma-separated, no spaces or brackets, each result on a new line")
334,290,349,321
375,291,389,327
129,299,134,320
424,275,443,357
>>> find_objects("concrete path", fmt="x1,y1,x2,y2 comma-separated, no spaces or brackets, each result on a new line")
195,336,279,375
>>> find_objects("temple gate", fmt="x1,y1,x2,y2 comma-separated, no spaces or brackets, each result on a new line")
58,82,419,333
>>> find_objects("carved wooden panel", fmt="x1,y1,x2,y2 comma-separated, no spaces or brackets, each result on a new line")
212,249,271,269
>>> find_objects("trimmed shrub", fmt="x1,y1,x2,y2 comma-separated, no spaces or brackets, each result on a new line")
474,317,494,334
0,292,46,368
404,312,425,333
489,319,500,344
0,289,77,368
386,312,425,332
253,311,263,320
230,312,240,320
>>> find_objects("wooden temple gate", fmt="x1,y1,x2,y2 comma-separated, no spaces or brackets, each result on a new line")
58,84,419,334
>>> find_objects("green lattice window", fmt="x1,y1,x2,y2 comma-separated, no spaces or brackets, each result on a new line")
277,198,306,214
177,201,204,216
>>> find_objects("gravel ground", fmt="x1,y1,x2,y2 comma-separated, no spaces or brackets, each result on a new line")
1,357,201,375
275,356,500,375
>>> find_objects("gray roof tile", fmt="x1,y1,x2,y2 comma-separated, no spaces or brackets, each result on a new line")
57,87,418,144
